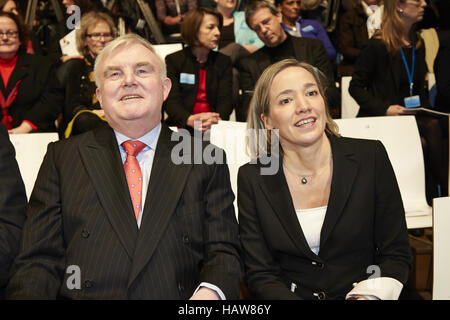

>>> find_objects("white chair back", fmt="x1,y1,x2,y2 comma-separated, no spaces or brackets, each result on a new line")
9,133,59,200
432,196,450,300
335,116,432,229
340,76,360,118
210,121,250,219
153,43,183,60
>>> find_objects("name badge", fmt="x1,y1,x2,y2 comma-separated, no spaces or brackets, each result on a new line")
180,73,195,85
404,95,421,108
302,25,314,32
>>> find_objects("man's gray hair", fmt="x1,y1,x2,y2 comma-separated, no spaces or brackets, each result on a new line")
94,33,167,87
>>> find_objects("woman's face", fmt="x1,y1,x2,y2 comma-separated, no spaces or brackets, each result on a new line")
215,0,236,11
196,14,220,50
262,66,327,150
397,0,427,24
278,0,302,21
2,1,18,15
84,20,113,58
0,16,20,58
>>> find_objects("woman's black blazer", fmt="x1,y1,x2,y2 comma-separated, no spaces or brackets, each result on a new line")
164,47,233,127
349,38,429,117
238,134,412,299
0,53,62,131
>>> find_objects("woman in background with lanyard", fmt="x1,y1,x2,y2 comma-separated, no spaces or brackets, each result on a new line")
349,0,448,199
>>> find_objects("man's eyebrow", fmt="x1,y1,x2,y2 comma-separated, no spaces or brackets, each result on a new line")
103,65,121,76
135,62,153,69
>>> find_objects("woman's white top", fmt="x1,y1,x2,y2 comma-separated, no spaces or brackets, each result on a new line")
294,205,403,300
295,206,327,255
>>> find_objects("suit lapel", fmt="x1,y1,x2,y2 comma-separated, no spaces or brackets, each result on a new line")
320,135,359,249
128,125,192,287
258,157,318,260
79,127,138,259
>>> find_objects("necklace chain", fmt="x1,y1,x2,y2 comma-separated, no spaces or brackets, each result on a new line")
283,156,332,185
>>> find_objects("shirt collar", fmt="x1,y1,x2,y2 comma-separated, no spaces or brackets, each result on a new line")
114,122,161,151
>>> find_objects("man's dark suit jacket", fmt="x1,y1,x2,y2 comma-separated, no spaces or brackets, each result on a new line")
0,124,26,298
238,135,411,300
237,35,340,122
349,38,429,117
0,53,62,131
164,48,233,128
6,124,242,299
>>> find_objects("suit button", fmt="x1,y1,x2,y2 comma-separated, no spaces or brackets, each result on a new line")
314,291,326,300
182,235,190,244
81,229,90,238
312,261,324,269
84,280,93,289
178,283,184,292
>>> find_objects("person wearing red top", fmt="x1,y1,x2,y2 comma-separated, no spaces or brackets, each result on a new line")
164,7,233,132
0,12,61,133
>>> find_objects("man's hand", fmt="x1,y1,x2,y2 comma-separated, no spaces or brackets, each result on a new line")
190,287,220,300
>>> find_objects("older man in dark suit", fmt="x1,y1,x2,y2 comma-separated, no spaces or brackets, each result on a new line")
6,34,242,300
0,123,26,299
237,0,340,122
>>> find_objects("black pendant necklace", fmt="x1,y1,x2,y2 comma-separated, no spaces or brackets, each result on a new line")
301,177,308,184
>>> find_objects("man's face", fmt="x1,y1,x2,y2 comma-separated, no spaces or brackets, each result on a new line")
96,43,171,131
248,7,286,47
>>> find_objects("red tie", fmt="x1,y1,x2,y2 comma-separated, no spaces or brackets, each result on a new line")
122,140,146,221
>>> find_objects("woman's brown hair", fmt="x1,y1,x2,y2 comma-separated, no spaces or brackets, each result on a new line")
181,7,223,48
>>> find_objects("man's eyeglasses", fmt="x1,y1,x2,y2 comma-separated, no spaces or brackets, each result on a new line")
0,30,19,38
86,33,113,40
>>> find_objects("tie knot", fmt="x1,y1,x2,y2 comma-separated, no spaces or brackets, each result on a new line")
122,140,146,157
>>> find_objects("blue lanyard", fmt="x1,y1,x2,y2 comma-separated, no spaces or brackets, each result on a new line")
400,46,415,96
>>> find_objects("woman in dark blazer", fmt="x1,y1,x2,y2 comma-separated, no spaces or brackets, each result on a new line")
164,7,233,132
63,11,116,137
0,12,61,133
238,59,411,300
349,0,447,197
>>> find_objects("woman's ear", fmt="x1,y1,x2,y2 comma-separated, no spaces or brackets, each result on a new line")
260,113,272,130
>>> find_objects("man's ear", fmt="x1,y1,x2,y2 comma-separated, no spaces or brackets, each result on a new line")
162,77,172,101
96,88,103,108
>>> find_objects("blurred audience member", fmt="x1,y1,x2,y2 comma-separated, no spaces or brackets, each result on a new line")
216,0,263,112
156,0,198,36
0,12,61,133
338,0,383,77
349,0,448,198
0,0,41,54
164,7,232,132
64,11,116,137
238,0,340,122
275,0,336,61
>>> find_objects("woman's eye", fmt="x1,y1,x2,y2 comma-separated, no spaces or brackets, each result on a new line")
306,90,318,97
280,97,292,105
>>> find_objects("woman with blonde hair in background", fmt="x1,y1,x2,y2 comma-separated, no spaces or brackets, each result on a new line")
349,0,448,200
